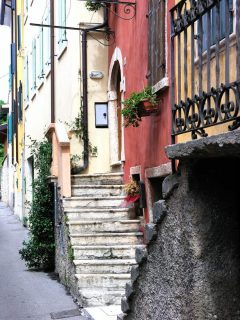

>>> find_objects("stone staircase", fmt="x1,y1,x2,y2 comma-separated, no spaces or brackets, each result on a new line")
62,172,144,307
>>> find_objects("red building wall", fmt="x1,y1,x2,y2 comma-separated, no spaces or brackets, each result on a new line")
108,0,174,222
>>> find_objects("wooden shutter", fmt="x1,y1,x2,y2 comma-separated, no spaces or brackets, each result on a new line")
148,0,166,87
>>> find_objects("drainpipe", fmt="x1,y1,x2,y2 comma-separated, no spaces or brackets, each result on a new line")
73,7,108,173
15,0,18,163
50,0,55,123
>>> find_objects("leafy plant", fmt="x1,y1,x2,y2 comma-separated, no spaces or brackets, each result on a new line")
121,87,157,127
124,179,140,197
19,138,55,270
85,0,103,11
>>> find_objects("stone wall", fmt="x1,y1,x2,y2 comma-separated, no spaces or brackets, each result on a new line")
123,157,240,320
54,186,80,304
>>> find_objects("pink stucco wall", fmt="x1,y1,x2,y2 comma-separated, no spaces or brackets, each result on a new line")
108,0,174,222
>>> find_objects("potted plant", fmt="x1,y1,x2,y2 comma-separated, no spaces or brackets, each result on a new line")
85,0,103,11
121,87,159,127
121,179,141,218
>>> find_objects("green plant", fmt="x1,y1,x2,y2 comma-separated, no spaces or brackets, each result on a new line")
85,0,103,11
121,87,157,127
19,138,55,270
124,179,140,197
67,244,74,263
22,216,28,227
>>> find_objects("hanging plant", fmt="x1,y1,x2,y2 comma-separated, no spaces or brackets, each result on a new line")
121,87,159,127
85,0,103,11
122,179,140,206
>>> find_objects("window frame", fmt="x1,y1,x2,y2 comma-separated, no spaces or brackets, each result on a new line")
148,0,169,94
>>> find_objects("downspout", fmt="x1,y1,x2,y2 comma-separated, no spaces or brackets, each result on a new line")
50,0,55,123
11,1,14,164
14,0,18,163
73,6,108,173
0,0,5,25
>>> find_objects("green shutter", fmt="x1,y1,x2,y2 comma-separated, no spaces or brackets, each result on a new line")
8,114,12,143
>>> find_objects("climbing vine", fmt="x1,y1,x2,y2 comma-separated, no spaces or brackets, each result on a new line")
19,138,55,270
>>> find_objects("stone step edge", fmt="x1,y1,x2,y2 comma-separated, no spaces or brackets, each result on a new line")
64,208,129,213
72,244,145,249
70,232,143,238
72,185,123,189
63,196,125,201
67,220,140,225
75,274,131,279
74,259,136,265
80,289,124,295
71,172,123,178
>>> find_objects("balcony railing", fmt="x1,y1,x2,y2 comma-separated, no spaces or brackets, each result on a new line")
170,0,240,140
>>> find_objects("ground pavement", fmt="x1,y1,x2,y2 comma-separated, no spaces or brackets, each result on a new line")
0,202,92,320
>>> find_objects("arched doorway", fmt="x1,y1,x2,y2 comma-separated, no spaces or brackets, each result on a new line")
108,48,125,170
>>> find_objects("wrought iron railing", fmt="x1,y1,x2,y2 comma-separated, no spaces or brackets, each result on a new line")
170,0,240,140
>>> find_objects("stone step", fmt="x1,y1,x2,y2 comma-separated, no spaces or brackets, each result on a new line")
64,208,130,221
63,196,125,208
70,232,143,246
68,220,140,234
81,289,124,306
74,259,136,274
71,185,123,197
73,244,145,260
75,273,131,289
71,173,123,186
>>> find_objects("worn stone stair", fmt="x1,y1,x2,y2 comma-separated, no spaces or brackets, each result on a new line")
63,172,144,307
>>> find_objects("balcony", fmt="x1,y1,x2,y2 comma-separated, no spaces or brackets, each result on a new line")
170,0,240,141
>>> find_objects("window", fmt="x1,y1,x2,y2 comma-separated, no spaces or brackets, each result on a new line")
57,0,67,53
202,0,234,51
148,0,166,90
24,56,29,103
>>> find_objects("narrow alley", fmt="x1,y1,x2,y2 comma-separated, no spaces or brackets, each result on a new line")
0,202,90,320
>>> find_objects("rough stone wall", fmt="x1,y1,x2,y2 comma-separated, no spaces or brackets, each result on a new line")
54,189,80,304
125,158,240,320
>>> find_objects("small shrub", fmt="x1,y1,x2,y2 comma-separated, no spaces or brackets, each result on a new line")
19,139,55,270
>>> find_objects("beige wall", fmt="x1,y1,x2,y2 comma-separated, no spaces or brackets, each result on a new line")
24,0,110,181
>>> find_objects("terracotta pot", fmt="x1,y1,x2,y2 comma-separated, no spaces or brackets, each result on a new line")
138,99,159,117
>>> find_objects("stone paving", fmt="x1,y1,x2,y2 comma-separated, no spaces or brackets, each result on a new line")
0,202,91,320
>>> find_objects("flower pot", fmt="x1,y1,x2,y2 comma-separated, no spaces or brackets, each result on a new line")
138,99,159,117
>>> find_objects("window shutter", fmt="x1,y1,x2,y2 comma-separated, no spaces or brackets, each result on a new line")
24,56,29,102
148,0,166,87
11,43,16,74
18,81,22,122
24,0,28,15
43,7,51,69
31,39,36,92
8,114,12,143
17,15,21,49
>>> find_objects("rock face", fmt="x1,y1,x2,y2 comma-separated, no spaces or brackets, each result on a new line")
125,157,240,320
